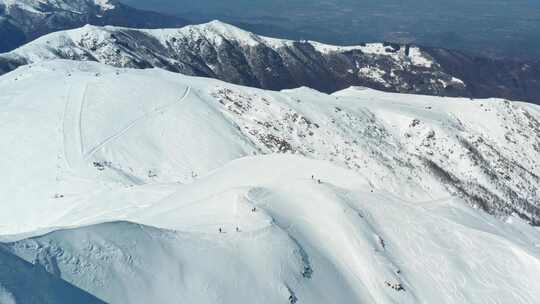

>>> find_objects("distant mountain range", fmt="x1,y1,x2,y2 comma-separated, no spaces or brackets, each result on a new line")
0,0,188,53
122,0,540,61
1,20,539,103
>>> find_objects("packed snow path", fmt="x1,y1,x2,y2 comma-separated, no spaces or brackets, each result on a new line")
62,82,90,174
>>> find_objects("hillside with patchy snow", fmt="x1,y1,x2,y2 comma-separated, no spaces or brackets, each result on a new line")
0,61,540,303
0,21,465,95
2,20,539,103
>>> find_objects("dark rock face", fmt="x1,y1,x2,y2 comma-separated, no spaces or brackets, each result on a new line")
0,0,188,53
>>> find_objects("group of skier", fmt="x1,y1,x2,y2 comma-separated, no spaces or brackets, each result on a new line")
218,205,258,234
218,227,241,233
218,174,324,234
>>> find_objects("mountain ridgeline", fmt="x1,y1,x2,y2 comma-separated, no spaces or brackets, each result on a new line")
1,20,539,104
0,0,188,53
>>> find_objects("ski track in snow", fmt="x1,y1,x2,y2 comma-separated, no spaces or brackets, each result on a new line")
84,85,192,159
62,81,90,172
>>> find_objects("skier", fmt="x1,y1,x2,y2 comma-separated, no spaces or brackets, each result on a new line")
251,207,257,212
317,179,321,184
219,228,223,233
236,227,240,232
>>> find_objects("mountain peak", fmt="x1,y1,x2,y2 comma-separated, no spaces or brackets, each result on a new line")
206,19,237,28
91,0,117,11
185,20,261,46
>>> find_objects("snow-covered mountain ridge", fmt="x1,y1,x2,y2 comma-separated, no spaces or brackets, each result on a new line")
0,20,462,95
0,0,188,53
0,0,117,13
1,20,539,103
1,59,539,230
1,60,540,303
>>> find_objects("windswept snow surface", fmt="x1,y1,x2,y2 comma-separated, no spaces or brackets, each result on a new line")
1,61,540,303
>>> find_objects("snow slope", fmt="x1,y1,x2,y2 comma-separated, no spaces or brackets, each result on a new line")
1,60,540,303
1,60,539,233
3,156,540,303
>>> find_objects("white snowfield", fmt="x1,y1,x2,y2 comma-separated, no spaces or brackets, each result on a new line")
1,60,540,303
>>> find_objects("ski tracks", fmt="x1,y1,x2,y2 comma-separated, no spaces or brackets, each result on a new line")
62,82,89,172
83,85,191,159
